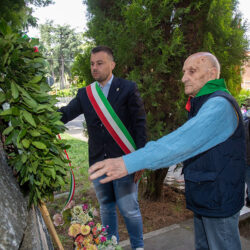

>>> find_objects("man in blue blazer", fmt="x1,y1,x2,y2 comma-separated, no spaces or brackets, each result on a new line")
59,46,146,250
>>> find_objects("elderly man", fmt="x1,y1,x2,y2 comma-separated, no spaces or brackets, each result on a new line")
89,52,246,250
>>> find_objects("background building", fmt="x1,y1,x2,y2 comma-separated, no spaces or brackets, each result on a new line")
242,52,250,90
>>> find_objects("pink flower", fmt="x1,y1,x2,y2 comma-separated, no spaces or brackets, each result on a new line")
88,221,94,227
53,213,64,226
82,204,88,211
92,209,99,217
100,236,107,242
101,227,106,232
33,46,39,53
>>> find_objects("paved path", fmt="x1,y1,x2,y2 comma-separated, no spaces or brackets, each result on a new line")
121,218,250,250
56,97,88,141
64,114,87,142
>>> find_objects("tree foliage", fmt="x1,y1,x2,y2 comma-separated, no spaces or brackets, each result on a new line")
83,0,249,200
0,21,70,205
39,21,83,89
0,0,53,30
71,43,94,86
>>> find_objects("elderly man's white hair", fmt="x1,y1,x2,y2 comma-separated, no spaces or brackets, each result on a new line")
190,52,221,78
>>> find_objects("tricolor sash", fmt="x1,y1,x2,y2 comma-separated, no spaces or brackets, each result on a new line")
86,82,136,154
57,134,75,211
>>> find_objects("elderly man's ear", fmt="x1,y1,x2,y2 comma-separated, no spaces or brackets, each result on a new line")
209,67,218,80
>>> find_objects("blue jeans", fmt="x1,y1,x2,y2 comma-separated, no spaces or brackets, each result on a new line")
194,212,241,250
93,173,144,249
246,165,250,200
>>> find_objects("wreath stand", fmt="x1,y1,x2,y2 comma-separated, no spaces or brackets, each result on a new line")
39,201,64,250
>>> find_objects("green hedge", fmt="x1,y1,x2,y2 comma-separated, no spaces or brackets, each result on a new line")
236,89,250,107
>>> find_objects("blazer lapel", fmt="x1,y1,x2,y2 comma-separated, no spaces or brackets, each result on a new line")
107,77,121,107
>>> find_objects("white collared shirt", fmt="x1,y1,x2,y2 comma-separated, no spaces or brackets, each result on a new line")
97,75,114,98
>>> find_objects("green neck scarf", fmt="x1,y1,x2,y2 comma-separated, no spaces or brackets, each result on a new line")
196,79,230,97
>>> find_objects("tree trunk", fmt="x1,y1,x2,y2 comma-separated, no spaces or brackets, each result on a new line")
143,168,169,201
60,55,65,89
50,58,55,81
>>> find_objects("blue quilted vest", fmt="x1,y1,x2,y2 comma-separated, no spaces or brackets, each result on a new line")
183,91,246,217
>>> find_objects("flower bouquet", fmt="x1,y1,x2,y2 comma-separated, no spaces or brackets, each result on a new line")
53,202,122,250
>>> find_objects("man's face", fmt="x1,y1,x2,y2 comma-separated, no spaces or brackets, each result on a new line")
182,55,215,97
90,51,115,85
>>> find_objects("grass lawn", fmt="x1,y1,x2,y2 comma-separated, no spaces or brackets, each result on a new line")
59,133,90,193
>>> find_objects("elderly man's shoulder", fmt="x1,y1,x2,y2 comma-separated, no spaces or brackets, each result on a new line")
203,96,237,115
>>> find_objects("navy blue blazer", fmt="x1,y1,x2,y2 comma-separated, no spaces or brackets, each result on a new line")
59,77,147,166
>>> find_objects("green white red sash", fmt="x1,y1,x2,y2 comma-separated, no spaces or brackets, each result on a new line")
86,82,136,154
57,134,75,211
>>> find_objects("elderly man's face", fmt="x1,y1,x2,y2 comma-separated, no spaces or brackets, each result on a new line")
182,55,215,97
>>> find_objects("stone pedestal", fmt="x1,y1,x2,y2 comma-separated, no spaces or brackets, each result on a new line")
0,143,53,250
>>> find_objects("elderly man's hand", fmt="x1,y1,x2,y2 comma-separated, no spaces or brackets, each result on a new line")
88,157,128,183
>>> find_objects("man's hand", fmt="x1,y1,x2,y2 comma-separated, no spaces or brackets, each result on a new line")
88,157,128,183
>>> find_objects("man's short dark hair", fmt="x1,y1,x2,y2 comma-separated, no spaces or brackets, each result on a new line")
91,46,114,61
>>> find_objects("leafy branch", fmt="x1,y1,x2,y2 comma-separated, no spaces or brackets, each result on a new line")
0,20,70,206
